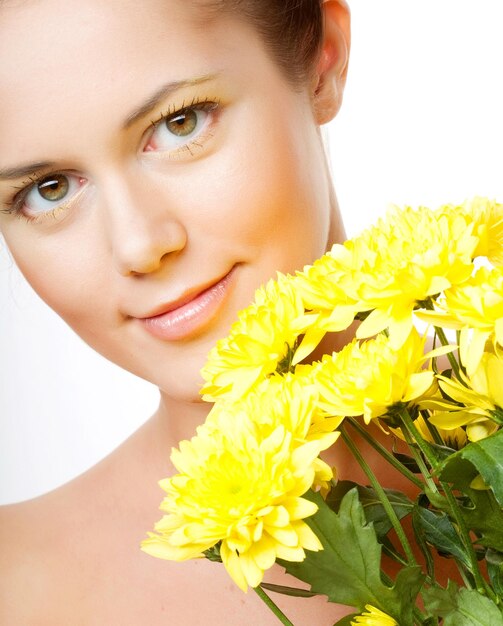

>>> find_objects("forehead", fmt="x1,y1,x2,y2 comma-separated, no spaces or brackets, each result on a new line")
0,0,274,162
0,0,224,97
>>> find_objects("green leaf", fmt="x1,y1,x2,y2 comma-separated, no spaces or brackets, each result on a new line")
326,480,413,538
422,580,460,616
462,487,503,552
392,451,422,474
426,441,458,464
411,499,435,577
424,485,449,511
325,480,357,511
393,566,428,622
435,439,503,552
414,505,472,569
423,584,503,625
203,543,222,562
441,470,503,552
278,489,424,624
443,588,503,625
259,583,318,598
486,549,503,597
332,615,359,626
438,430,503,507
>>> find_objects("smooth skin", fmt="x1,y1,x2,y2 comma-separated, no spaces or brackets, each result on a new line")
0,0,355,623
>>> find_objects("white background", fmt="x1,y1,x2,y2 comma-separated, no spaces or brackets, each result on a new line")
2,1,503,503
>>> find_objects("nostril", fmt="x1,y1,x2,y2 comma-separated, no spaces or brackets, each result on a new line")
101,180,188,276
113,226,188,277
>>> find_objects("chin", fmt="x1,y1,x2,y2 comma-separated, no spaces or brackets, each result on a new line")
153,366,208,405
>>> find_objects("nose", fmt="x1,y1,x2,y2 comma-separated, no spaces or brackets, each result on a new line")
101,173,188,276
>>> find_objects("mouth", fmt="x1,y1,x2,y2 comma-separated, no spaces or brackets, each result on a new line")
138,266,237,341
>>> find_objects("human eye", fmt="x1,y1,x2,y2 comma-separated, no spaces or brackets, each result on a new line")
3,171,87,222
143,98,220,157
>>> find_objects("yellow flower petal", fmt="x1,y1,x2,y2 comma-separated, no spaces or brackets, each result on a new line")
403,371,435,402
274,544,306,562
352,604,398,625
140,535,210,561
220,543,248,593
283,497,319,521
249,535,277,571
429,410,479,430
200,274,307,401
266,525,302,547
239,552,264,589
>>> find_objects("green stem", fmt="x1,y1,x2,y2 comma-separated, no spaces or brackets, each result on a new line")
254,585,296,626
399,410,494,600
421,299,461,380
457,565,475,590
398,410,440,476
340,426,417,566
434,326,462,380
406,442,473,586
419,410,445,447
398,414,439,496
441,483,497,602
347,418,424,489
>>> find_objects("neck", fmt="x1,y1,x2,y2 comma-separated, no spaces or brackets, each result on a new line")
159,392,211,440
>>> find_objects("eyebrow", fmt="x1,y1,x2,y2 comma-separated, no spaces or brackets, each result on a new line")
122,72,221,129
0,161,56,181
0,73,221,181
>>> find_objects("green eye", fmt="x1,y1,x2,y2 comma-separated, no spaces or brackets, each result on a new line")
37,175,70,202
15,172,85,218
145,100,219,154
166,110,198,137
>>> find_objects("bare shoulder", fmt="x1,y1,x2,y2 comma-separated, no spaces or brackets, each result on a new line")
0,474,107,625
0,438,157,625
0,496,66,624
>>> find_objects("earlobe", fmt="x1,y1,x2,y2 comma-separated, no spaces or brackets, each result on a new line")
312,0,351,125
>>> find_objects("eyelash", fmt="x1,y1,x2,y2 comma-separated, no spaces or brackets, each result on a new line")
2,95,222,221
150,96,220,130
2,171,67,222
146,96,221,158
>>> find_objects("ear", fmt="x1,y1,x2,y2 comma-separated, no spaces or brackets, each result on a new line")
312,0,351,125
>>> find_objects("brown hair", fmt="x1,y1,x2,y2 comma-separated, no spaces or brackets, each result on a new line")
198,0,324,88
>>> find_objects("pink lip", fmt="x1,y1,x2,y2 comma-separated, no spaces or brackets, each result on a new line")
139,268,236,341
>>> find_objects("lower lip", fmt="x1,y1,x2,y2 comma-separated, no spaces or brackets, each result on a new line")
139,269,236,341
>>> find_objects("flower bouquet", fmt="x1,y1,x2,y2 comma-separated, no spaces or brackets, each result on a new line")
142,198,503,625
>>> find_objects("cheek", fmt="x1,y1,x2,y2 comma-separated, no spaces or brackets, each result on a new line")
4,229,110,333
195,117,331,272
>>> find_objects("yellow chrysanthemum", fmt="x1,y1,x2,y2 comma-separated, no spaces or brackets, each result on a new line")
294,252,357,332
463,196,503,265
200,274,311,402
313,330,435,424
245,374,340,491
351,604,398,626
418,266,503,375
141,410,325,591
244,373,343,442
423,351,503,441
392,414,468,450
207,374,340,493
329,205,477,348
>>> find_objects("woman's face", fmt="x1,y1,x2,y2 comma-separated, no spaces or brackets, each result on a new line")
0,0,343,401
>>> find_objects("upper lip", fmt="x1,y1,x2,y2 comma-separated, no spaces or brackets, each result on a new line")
136,268,234,320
